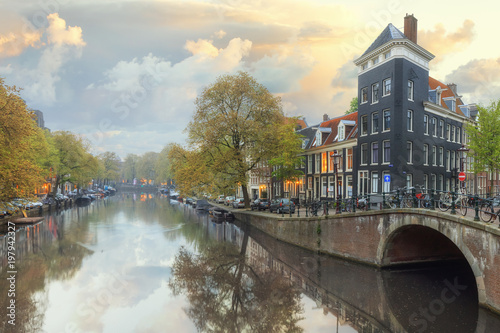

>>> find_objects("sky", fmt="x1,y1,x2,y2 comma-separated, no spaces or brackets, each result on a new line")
1,0,499,159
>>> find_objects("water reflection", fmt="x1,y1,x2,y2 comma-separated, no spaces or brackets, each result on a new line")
0,195,499,332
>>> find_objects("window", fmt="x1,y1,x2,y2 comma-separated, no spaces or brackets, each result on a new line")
439,120,444,138
383,78,391,96
431,174,436,190
347,148,353,171
446,124,450,141
406,174,413,188
372,172,379,193
446,150,450,171
432,146,437,166
384,51,391,59
407,110,413,131
451,151,456,170
438,175,443,191
451,126,455,142
321,152,327,173
372,142,379,164
432,117,437,137
424,174,428,190
383,171,391,193
338,124,345,141
328,176,335,198
308,155,313,174
322,177,328,196
383,140,390,163
372,83,380,103
383,109,391,131
456,127,461,143
362,63,368,70
361,115,368,136
315,154,320,173
439,147,444,166
361,143,368,165
372,112,379,134
408,80,414,101
358,171,369,196
372,57,379,65
423,144,429,165
329,152,334,172
361,87,368,104
424,115,428,135
407,141,413,164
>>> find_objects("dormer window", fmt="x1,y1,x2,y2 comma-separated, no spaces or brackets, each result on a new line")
338,123,345,141
362,63,368,70
372,57,379,65
384,51,391,59
315,131,321,146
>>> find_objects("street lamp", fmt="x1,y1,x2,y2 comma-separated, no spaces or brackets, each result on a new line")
457,144,470,189
331,151,342,213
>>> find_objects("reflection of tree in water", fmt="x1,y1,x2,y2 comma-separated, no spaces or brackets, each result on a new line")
169,238,304,332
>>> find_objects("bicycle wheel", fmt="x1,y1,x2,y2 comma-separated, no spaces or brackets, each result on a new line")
480,202,493,222
459,197,467,216
402,194,413,208
438,193,450,212
385,196,396,209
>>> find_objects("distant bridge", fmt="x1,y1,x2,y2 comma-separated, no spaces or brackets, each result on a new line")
234,208,500,315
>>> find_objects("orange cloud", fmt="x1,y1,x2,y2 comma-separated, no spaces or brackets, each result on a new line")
419,20,475,61
46,13,86,47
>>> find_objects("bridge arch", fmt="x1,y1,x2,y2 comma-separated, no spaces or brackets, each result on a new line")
377,219,486,303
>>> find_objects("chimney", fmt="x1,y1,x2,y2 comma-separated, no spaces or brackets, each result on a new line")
404,14,418,44
323,114,329,121
448,83,458,96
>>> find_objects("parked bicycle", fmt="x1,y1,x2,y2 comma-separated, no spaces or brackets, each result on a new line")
414,185,432,208
479,196,500,223
438,188,467,216
383,191,399,209
345,197,368,212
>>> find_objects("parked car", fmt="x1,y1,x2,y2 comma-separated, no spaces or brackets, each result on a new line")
251,198,270,211
225,196,235,206
217,195,225,204
269,198,295,214
232,198,245,209
195,199,211,211
0,202,18,215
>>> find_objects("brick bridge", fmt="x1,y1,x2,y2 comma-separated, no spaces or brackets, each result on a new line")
233,208,500,315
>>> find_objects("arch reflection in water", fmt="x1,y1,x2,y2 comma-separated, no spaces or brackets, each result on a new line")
180,212,500,333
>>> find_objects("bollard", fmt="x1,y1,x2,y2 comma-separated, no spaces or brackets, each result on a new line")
451,191,456,215
474,195,480,221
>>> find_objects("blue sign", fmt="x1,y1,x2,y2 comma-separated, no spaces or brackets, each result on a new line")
384,175,391,183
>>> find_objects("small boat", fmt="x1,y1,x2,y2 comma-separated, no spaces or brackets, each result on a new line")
75,195,92,206
11,217,44,224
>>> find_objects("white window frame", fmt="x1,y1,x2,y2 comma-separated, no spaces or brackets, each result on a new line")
383,140,390,164
383,78,391,96
407,141,413,164
372,82,379,104
361,87,368,104
424,115,428,135
408,80,414,101
371,112,379,134
407,110,413,132
423,144,429,166
361,115,368,136
361,143,368,165
371,172,379,193
371,142,379,164
383,109,390,132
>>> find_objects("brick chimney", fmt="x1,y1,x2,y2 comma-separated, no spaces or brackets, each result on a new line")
448,83,458,96
404,14,418,44
323,114,329,121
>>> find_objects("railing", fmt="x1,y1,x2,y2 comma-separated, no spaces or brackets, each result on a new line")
268,188,500,226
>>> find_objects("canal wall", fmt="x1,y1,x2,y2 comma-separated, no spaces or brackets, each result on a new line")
232,208,500,314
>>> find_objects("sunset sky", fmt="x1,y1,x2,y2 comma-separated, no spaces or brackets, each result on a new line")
1,0,499,158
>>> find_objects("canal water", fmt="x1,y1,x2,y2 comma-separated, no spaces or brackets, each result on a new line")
1,193,500,333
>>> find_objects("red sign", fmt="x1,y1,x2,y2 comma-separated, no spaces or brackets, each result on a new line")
458,172,466,182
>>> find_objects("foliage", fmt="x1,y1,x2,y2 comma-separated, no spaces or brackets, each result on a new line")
345,97,358,114
98,151,121,184
136,151,159,182
51,131,97,193
121,153,139,183
155,146,171,185
0,79,48,200
185,71,303,206
465,100,500,196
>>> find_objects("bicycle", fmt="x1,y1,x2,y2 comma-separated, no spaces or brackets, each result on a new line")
414,185,432,208
345,196,368,212
479,196,500,223
438,188,467,216
383,191,398,209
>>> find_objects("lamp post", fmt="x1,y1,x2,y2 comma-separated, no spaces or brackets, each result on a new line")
331,151,342,213
457,144,470,190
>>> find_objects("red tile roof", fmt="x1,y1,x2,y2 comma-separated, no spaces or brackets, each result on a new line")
428,77,465,116
314,112,358,147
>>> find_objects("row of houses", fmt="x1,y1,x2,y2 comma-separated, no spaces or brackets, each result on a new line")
244,15,498,202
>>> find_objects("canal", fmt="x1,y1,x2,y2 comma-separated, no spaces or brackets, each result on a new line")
1,193,500,332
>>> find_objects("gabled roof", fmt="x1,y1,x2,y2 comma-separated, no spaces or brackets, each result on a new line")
428,77,465,116
361,24,407,57
297,125,319,150
312,112,358,147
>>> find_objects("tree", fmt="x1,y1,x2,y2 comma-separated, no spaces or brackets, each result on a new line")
0,78,48,200
155,146,172,185
121,153,139,183
136,152,158,184
465,100,500,196
345,97,358,114
186,71,303,207
98,151,121,185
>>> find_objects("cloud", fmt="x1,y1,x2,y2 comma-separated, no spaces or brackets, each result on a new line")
419,20,475,61
444,57,500,104
0,12,43,58
46,13,86,46
185,39,220,58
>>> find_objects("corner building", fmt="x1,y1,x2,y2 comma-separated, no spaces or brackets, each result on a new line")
353,15,470,195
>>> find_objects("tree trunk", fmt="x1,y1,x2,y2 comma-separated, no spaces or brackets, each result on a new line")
241,184,250,208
